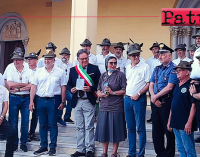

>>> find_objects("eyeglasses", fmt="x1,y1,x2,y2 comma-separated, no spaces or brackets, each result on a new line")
78,57,89,61
108,62,117,65
82,45,90,47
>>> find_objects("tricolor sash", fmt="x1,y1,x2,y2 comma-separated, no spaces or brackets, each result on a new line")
75,64,97,97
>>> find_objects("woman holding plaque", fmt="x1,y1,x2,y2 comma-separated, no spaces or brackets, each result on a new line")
95,56,127,157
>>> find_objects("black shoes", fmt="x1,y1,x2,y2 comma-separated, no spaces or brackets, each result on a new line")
64,118,74,124
28,132,40,142
195,136,200,143
48,148,56,156
147,118,152,124
20,145,28,152
86,151,94,157
71,151,86,157
34,147,48,155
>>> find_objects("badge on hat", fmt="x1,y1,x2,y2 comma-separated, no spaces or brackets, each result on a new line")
181,87,187,93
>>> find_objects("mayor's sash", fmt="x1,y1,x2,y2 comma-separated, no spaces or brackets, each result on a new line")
75,64,97,97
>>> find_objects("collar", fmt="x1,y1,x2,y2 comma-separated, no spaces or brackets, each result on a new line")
161,61,173,68
131,60,143,68
14,65,26,72
100,51,112,57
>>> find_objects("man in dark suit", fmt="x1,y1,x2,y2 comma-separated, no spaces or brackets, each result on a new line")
67,49,101,157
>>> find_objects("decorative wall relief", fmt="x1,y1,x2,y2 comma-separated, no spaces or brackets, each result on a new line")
1,21,25,41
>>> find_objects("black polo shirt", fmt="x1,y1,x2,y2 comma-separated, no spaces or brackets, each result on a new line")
170,79,197,131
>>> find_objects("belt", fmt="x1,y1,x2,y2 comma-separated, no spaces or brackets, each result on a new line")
79,97,87,100
10,93,30,97
39,96,54,100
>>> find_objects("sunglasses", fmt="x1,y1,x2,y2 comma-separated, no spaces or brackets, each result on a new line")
130,54,140,57
108,62,117,65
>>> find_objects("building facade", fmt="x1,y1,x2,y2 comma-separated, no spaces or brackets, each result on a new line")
0,0,199,73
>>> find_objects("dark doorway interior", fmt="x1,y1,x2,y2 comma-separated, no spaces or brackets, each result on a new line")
4,40,24,72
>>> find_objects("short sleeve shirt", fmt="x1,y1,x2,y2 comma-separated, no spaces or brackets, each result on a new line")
60,62,73,82
116,56,127,73
3,62,29,80
126,61,151,96
0,85,8,114
147,56,161,76
32,66,67,97
7,66,32,94
172,57,192,66
97,70,126,112
170,80,197,131
150,61,178,94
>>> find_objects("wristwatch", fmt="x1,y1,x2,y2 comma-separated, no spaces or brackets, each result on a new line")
61,101,66,106
0,116,4,120
137,92,141,96
112,91,116,95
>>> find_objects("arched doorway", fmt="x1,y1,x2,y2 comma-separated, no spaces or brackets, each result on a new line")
0,12,29,73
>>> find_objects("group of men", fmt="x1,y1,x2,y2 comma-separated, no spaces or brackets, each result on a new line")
0,29,200,157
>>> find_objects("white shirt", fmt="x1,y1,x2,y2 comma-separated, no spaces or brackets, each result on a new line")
0,73,4,86
172,57,192,65
116,56,127,73
125,57,146,68
37,57,62,68
0,85,8,114
191,47,200,79
126,61,151,96
73,53,97,66
96,52,115,74
147,56,161,75
32,66,67,97
60,62,73,82
7,66,32,95
3,62,29,80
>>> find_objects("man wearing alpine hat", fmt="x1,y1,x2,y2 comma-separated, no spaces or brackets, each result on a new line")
124,41,150,157
37,42,62,68
113,42,127,73
58,47,74,124
25,50,41,142
73,39,97,66
30,50,67,156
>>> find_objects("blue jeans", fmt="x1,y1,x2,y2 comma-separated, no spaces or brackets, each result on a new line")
57,90,72,120
173,129,197,157
29,97,38,134
9,94,30,146
37,96,58,148
124,95,146,157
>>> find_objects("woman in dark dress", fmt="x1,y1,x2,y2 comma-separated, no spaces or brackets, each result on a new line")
95,56,127,157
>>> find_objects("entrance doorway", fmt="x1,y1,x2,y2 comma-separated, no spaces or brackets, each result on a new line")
3,40,24,72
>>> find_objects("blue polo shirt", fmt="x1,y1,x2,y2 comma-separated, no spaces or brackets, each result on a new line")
150,61,178,94
170,79,197,131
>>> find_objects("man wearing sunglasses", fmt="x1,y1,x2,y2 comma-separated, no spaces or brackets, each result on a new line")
149,43,178,157
124,42,151,157
73,39,97,66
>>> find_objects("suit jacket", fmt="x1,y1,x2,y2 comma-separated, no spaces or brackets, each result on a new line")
67,63,101,108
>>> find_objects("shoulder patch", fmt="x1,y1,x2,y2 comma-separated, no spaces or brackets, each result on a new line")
181,87,187,93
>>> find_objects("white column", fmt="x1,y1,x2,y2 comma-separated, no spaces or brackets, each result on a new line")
70,0,98,62
170,26,179,60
